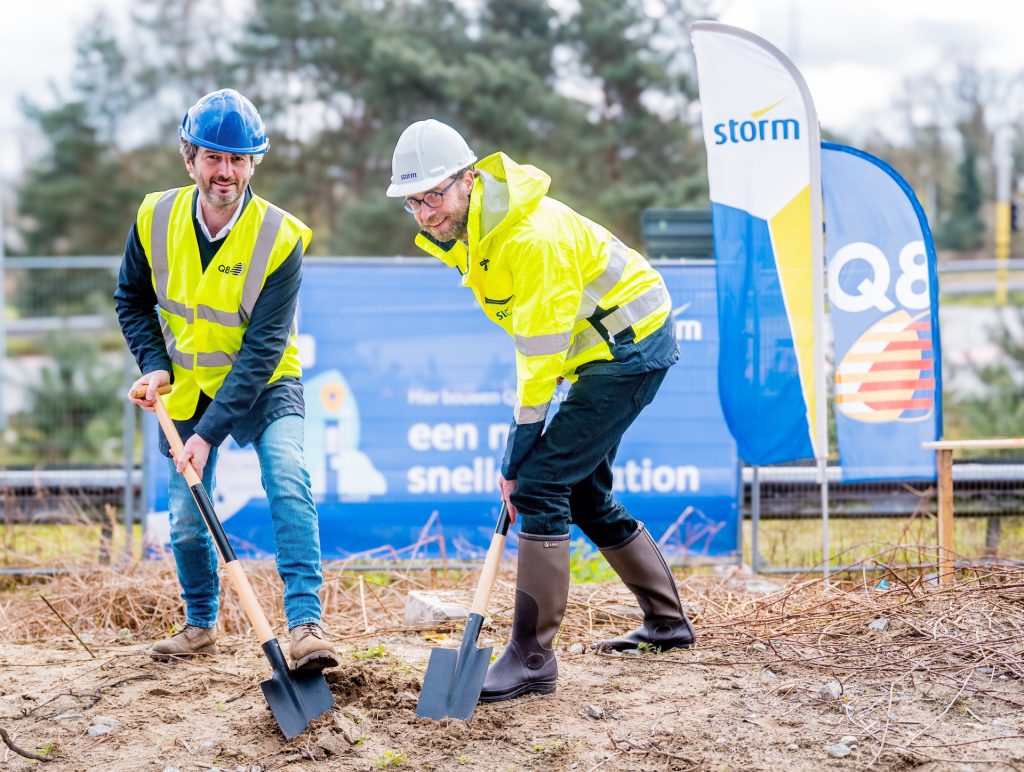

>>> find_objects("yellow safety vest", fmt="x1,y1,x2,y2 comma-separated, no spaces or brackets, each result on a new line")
135,186,311,420
414,152,672,430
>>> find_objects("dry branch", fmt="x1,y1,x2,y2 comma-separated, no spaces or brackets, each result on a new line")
0,727,53,762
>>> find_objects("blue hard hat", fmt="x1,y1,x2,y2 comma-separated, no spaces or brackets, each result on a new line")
179,88,269,155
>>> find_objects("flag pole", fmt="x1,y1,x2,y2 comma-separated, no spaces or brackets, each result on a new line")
771,35,829,580
810,119,829,583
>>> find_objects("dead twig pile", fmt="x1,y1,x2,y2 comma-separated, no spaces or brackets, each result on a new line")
2,553,1024,765
559,561,1024,766
0,558,461,640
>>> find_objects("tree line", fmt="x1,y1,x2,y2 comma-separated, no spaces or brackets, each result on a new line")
13,0,1022,259
13,0,711,257
8,0,1024,464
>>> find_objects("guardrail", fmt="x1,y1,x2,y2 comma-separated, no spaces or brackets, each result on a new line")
3,463,1019,522
938,258,1024,273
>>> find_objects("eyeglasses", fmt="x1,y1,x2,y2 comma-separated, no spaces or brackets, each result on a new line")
403,175,460,214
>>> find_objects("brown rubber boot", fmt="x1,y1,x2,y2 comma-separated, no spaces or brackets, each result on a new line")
479,533,570,703
594,524,696,653
150,624,218,660
289,623,341,671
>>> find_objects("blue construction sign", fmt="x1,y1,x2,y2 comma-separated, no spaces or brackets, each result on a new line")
145,261,740,561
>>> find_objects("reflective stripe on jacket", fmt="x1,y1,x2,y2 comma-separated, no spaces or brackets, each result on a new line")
414,152,672,430
136,186,311,420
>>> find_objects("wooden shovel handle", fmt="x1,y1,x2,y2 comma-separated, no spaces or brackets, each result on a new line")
129,383,276,645
130,383,201,488
131,383,172,397
469,504,511,617
224,563,275,644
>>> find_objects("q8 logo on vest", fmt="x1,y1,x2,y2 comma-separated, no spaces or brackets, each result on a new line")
218,262,245,276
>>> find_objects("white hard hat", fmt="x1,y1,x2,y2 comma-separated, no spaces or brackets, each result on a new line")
386,119,477,197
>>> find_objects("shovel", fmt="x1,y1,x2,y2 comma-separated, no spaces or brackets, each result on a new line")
131,384,333,739
416,503,511,721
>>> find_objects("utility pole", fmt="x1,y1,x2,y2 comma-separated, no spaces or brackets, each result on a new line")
0,183,7,434
994,127,1012,306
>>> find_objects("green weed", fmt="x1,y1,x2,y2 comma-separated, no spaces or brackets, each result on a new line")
352,645,387,660
373,749,408,767
569,539,616,583
2,522,145,567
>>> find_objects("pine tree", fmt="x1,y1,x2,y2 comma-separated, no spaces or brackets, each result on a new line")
939,130,986,251
553,0,707,244
949,308,1024,457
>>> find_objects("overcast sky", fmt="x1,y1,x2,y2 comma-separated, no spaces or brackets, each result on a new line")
716,0,1024,137
2,0,1022,179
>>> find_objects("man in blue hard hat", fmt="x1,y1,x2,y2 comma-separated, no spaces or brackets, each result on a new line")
115,88,339,671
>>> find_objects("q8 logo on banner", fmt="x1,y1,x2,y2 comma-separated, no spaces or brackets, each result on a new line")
822,143,942,482
829,238,935,423
829,240,930,315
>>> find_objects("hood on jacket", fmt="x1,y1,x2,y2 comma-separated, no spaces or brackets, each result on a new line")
473,152,551,242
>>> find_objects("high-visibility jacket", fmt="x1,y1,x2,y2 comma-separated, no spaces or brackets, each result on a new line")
135,186,311,420
414,153,673,470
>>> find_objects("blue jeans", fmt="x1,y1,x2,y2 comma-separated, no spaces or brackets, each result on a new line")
510,368,669,547
167,414,323,629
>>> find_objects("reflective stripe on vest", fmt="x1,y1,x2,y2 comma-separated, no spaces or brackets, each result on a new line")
150,191,284,362
514,330,572,358
150,188,184,320
159,316,193,370
566,324,608,361
576,237,628,321
514,400,550,425
602,281,671,340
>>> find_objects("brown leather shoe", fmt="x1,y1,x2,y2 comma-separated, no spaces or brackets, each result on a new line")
150,624,217,661
289,623,340,671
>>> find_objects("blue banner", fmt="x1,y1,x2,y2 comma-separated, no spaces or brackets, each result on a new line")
693,21,826,467
145,262,739,560
822,143,942,481
713,204,816,465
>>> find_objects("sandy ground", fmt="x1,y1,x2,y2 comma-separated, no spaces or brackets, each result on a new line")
2,576,1024,771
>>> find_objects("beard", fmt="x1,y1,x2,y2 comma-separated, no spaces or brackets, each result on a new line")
198,176,244,208
428,206,469,243
421,186,471,242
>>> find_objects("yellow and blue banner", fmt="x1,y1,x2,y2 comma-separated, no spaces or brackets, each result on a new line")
691,22,826,466
822,143,942,481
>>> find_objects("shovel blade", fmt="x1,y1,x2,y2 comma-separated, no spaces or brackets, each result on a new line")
259,641,334,740
260,668,334,740
416,614,492,721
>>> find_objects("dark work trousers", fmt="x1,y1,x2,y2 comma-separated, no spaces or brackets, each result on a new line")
510,367,669,547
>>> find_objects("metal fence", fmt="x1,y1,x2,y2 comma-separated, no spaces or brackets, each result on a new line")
0,256,140,544
2,257,1023,572
746,463,1024,574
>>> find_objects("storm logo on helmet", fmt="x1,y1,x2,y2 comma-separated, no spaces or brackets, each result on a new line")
385,119,477,198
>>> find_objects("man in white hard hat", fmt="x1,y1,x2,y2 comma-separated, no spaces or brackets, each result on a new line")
116,89,339,671
387,119,697,703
